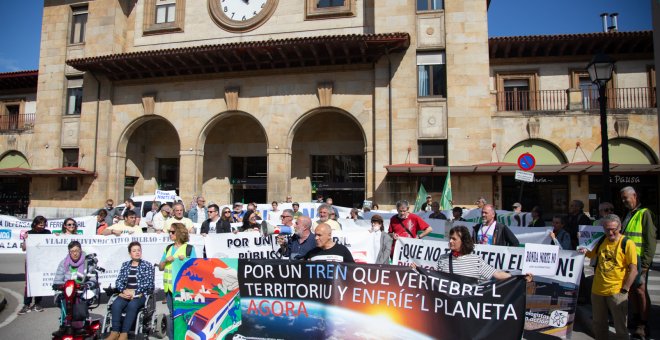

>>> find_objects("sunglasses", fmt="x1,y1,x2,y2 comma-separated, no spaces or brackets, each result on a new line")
280,215,292,219
168,230,176,234
66,223,76,227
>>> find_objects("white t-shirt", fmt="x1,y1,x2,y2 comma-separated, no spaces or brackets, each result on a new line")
477,220,497,245
196,207,206,224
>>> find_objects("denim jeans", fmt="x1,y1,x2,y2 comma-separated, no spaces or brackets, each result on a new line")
166,292,173,340
111,295,146,333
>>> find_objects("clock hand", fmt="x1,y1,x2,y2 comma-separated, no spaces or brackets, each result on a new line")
242,0,249,4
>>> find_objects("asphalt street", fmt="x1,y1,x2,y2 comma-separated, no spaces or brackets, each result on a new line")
0,254,168,339
1,247,658,339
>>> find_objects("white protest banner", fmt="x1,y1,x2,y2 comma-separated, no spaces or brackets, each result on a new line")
391,237,585,339
0,215,97,254
522,243,560,276
154,189,177,201
204,230,376,263
204,233,283,260
578,225,603,251
25,234,205,296
508,226,553,245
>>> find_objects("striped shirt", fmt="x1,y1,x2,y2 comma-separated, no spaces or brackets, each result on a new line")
126,265,138,290
437,253,497,283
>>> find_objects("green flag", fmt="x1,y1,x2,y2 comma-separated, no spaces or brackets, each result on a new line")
440,168,453,210
413,183,428,212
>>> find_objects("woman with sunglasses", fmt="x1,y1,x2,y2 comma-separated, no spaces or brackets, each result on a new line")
59,218,78,235
200,204,233,234
158,222,196,340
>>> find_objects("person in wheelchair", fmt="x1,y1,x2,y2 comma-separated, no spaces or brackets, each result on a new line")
54,240,87,285
107,241,154,340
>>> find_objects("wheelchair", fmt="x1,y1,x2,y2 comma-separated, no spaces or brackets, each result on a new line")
101,288,167,339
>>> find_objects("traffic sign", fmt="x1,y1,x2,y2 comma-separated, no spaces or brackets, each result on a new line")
517,153,536,171
515,170,535,183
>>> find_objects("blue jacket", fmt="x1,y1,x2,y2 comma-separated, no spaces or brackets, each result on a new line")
115,259,155,296
187,206,208,223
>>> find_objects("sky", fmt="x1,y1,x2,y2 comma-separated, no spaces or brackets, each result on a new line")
0,0,654,73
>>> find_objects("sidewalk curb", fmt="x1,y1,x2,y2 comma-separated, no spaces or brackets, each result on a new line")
0,291,6,313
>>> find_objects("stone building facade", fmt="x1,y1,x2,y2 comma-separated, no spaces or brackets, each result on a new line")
0,1,655,220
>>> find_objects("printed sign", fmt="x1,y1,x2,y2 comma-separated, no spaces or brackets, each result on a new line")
523,243,560,276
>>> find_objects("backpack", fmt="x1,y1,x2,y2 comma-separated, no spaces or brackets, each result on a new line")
166,243,193,258
591,236,640,273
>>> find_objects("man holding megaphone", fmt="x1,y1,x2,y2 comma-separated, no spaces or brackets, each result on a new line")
276,215,316,260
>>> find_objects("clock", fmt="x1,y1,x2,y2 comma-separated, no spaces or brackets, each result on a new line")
209,0,278,32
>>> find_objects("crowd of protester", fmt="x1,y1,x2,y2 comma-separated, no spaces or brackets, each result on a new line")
18,186,657,340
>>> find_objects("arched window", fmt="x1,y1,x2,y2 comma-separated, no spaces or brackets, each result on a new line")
503,139,567,165
591,138,657,164
0,151,29,169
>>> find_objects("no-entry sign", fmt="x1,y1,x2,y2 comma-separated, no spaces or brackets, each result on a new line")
517,153,536,171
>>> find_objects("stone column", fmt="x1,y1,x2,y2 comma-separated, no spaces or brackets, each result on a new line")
567,88,584,110
179,149,204,201
364,145,374,199
267,147,291,203
108,152,126,202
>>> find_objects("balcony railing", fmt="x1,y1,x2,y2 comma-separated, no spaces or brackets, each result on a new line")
581,87,656,110
0,113,35,132
497,89,567,112
496,87,656,112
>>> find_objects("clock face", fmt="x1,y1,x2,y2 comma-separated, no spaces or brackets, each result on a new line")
220,0,267,22
209,0,278,32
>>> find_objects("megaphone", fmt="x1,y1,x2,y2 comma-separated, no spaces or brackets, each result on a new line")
261,221,294,235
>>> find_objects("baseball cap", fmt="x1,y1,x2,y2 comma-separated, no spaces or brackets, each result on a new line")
426,195,432,199
234,202,243,207
512,202,522,209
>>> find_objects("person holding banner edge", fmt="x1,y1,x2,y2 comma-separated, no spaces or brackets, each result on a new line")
159,222,197,340
578,214,638,340
433,226,533,284
19,215,51,315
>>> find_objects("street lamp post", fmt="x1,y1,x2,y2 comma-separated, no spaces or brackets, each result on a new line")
587,53,616,204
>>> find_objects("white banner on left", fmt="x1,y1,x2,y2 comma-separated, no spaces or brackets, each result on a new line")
25,234,205,296
0,215,97,254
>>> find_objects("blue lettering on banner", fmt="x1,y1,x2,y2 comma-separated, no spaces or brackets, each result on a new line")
0,229,11,240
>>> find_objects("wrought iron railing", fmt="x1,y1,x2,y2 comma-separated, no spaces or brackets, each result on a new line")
0,113,35,132
496,87,656,112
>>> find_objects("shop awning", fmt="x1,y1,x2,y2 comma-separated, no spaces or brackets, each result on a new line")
384,162,660,175
67,33,411,81
0,167,96,177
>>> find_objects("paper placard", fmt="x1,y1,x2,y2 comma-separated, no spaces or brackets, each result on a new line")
522,243,560,276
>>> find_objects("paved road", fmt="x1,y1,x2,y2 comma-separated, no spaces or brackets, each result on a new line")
1,246,659,339
0,254,167,339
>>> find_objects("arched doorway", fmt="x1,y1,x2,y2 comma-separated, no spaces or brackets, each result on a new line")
202,112,267,204
123,118,181,198
502,139,568,221
290,109,366,207
0,151,30,216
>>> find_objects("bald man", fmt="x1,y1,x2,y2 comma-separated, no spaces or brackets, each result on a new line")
304,223,354,263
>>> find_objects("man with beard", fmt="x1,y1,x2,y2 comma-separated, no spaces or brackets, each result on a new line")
277,215,316,260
